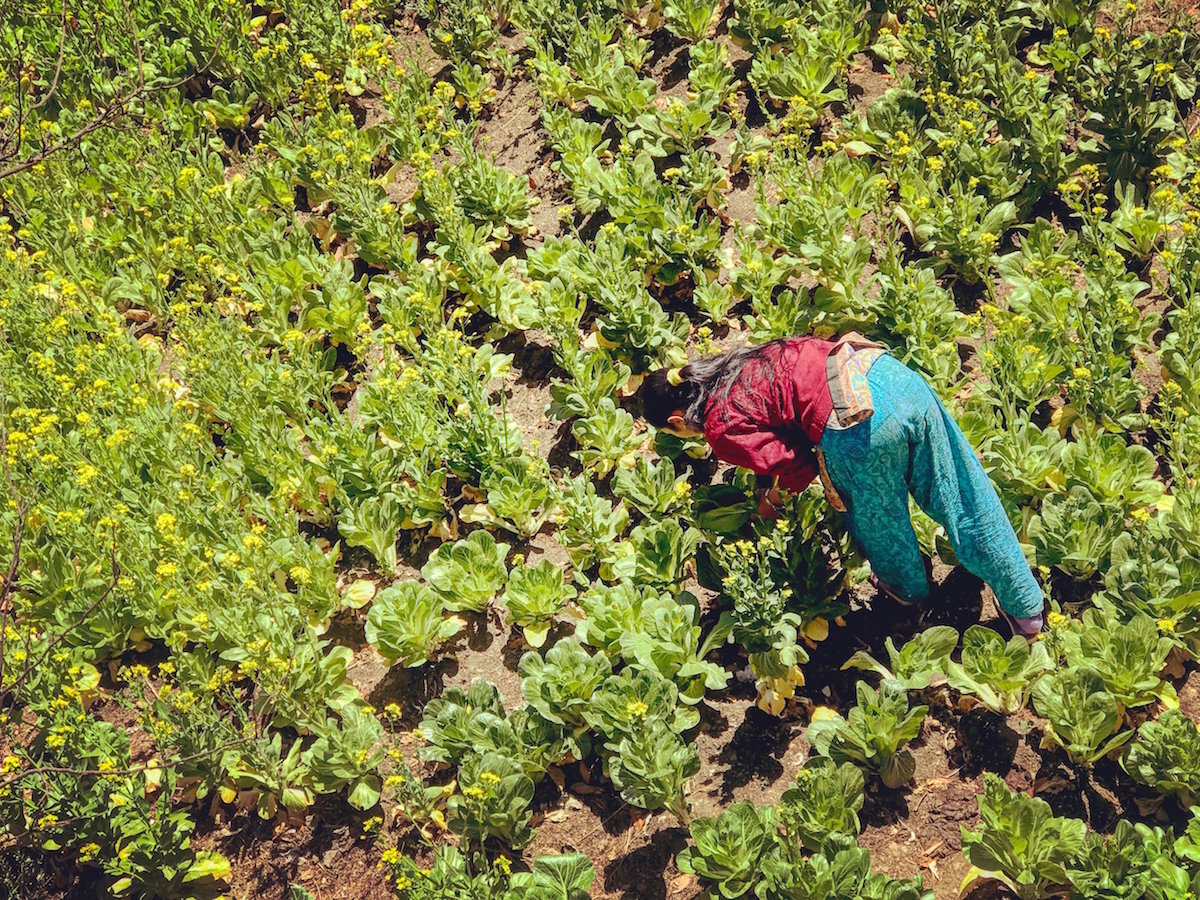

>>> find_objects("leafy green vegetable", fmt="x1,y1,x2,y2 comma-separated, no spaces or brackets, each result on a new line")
584,668,696,748
338,493,405,570
418,680,507,767
961,773,1087,900
616,590,731,706
807,681,928,788
608,718,700,824
1027,486,1125,579
1057,604,1176,711
421,530,510,612
612,456,690,519
778,757,865,853
675,800,776,899
1032,667,1133,767
842,625,958,690
691,482,756,535
506,853,596,899
575,581,670,656
1121,709,1200,806
1067,819,1190,900
447,751,536,848
304,704,384,811
944,625,1052,714
758,845,932,900
518,638,612,758
1061,428,1164,513
500,560,577,648
463,457,554,539
364,581,464,667
608,519,701,587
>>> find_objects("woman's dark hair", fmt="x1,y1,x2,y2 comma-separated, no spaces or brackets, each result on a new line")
639,343,773,430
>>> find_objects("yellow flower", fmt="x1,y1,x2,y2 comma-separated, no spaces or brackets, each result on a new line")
1045,611,1069,630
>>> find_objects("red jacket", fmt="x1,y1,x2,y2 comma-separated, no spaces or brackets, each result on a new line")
703,337,836,492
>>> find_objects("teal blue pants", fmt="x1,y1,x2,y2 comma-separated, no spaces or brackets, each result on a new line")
818,355,1044,619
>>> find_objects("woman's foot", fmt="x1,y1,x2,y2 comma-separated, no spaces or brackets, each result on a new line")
998,607,1044,639
869,573,916,608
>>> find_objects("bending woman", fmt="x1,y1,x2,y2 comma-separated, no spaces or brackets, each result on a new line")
639,335,1044,636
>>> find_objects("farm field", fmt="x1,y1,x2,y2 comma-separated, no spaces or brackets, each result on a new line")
2,0,1200,898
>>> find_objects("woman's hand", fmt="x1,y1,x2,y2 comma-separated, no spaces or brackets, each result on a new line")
757,486,783,520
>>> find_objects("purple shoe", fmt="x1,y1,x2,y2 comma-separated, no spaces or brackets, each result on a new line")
998,607,1043,639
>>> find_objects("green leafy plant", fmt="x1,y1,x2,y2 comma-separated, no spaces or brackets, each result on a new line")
1060,428,1163,514
664,0,720,41
584,668,697,747
421,530,510,613
447,751,536,849
1032,667,1134,767
778,757,865,853
220,733,314,821
518,638,612,758
842,625,958,691
608,718,700,824
1026,486,1125,579
807,681,928,789
960,773,1087,900
1056,605,1176,712
758,844,932,900
1067,818,1191,899
304,704,384,810
416,681,565,781
944,625,1053,715
365,582,465,667
675,800,777,898
615,590,731,706
612,456,690,519
1121,709,1200,806
553,474,631,570
339,492,405,570
608,519,701,587
462,457,555,539
500,559,577,648
691,482,756,535
506,853,597,898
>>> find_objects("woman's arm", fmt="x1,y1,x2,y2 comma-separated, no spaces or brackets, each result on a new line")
706,416,818,492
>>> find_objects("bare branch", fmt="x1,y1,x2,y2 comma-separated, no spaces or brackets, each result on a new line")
0,736,255,789
0,96,130,180
28,0,68,116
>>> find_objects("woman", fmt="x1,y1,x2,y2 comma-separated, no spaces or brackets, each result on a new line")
639,334,1044,636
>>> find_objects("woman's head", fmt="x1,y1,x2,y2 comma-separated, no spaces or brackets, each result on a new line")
640,366,705,437
639,343,768,437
